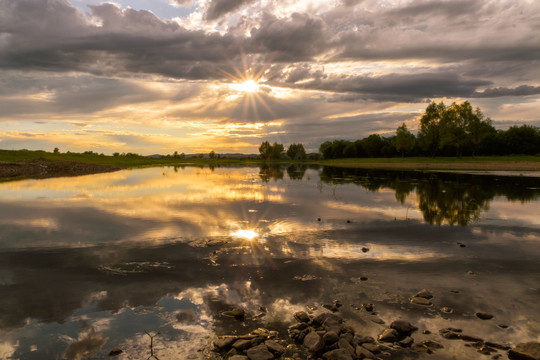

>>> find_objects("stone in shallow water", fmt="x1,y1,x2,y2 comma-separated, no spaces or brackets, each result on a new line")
414,289,433,299
246,344,274,360
508,342,540,360
410,296,432,306
390,320,417,335
322,348,353,360
378,328,399,343
304,331,324,353
475,311,494,320
294,311,310,323
264,340,285,355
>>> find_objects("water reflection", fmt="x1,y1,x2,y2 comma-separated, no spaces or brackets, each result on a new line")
0,166,539,359
319,167,540,225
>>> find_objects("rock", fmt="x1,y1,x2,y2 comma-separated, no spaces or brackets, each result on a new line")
323,331,340,345
508,342,540,360
439,328,461,340
478,344,497,355
460,334,484,342
340,332,354,344
229,356,249,360
378,328,399,343
360,276,368,281
312,313,343,326
414,289,433,299
304,331,324,353
246,344,274,360
353,335,375,345
399,337,414,348
361,247,370,253
322,348,353,360
338,338,355,356
441,307,453,313
323,303,340,312
214,336,238,350
223,307,246,320
232,339,252,351
265,340,285,355
289,322,309,331
498,324,509,329
356,345,376,359
370,317,385,325
108,348,123,356
362,343,380,354
390,320,417,335
485,342,511,351
362,303,374,312
294,311,311,323
410,296,432,306
475,311,494,320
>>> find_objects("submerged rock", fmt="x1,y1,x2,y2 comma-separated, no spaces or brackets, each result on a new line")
413,289,433,299
245,344,274,360
475,311,494,320
222,307,246,320
390,320,417,335
508,342,540,360
378,328,399,343
322,348,353,360
108,348,123,356
294,311,310,323
410,296,432,306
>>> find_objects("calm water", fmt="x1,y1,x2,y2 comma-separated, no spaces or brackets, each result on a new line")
0,165,539,359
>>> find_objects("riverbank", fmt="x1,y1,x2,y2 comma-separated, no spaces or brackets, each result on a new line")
0,159,123,181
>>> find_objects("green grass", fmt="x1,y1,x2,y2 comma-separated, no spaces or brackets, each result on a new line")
1,149,539,170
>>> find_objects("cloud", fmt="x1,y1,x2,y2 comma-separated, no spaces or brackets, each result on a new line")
472,85,540,98
248,12,329,61
205,0,255,21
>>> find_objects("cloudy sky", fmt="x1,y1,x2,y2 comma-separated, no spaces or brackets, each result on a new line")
1,0,539,155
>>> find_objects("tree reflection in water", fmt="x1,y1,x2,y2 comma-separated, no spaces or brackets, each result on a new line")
319,167,539,225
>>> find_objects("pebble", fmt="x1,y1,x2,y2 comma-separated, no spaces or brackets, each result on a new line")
413,289,433,299
410,296,432,306
475,312,494,320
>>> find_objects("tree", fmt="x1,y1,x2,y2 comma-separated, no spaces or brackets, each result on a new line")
286,143,307,160
418,101,445,157
259,141,284,160
394,123,415,157
209,150,216,159
53,147,59,154
259,141,272,160
271,142,284,159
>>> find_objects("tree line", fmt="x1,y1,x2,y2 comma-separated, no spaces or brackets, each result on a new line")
318,101,540,159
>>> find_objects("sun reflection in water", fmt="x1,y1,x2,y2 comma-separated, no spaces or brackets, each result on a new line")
231,229,259,241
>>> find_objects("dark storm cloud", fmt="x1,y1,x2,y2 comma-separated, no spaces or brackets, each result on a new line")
0,0,242,79
205,0,255,20
273,70,490,102
247,12,329,61
472,85,540,98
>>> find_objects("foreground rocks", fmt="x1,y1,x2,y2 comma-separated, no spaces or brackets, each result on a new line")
209,296,537,360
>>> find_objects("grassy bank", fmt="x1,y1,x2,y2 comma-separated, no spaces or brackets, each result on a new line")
1,149,539,173
317,156,540,171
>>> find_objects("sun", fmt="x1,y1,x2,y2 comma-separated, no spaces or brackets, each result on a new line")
231,229,259,241
230,79,260,93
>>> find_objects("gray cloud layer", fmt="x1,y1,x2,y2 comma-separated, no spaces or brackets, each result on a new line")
1,0,539,102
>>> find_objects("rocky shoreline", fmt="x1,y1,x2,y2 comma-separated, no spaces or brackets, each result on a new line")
0,159,123,180
206,290,540,360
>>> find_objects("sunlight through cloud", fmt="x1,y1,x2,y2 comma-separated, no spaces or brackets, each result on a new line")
231,229,258,241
